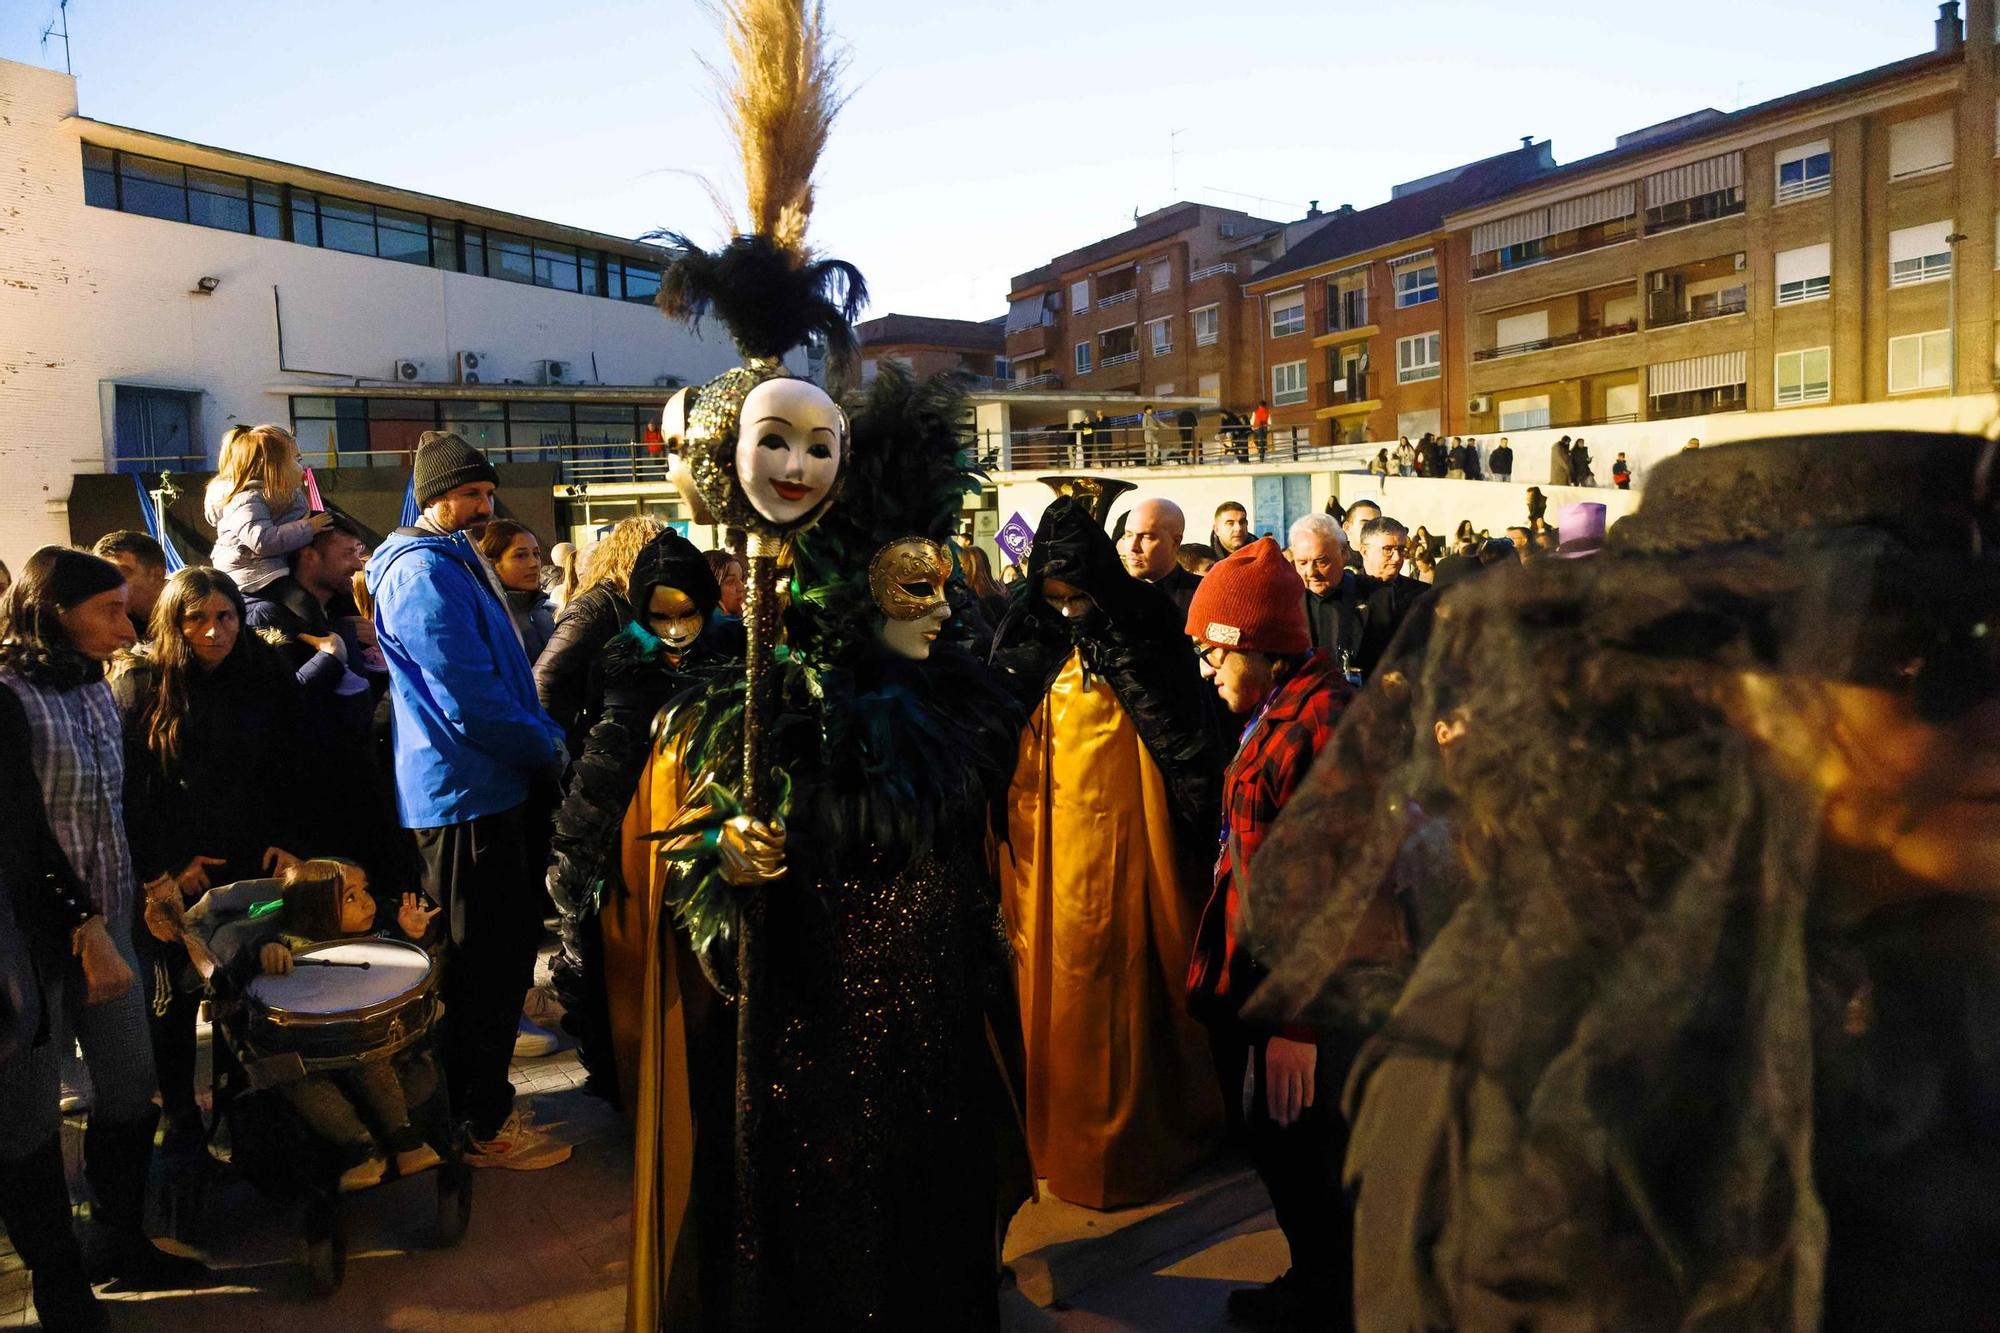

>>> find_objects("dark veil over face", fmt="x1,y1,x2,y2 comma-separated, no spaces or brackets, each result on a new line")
1239,433,2000,1329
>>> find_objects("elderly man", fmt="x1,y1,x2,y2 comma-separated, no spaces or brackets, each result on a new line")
1354,516,1429,676
1120,497,1202,614
1211,501,1252,557
1289,513,1361,674
91,530,168,639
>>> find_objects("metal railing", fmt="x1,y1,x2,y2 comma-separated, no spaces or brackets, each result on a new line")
1646,298,1746,329
997,422,1347,472
1187,262,1238,282
1100,350,1141,369
1322,295,1369,335
1096,288,1138,309
1472,319,1639,361
1318,371,1372,406
1004,372,1062,390
277,440,675,485
1470,221,1638,279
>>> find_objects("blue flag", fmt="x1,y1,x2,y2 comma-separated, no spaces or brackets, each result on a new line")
132,473,188,573
399,471,420,529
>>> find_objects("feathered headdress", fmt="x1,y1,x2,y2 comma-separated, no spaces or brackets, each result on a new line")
655,0,866,375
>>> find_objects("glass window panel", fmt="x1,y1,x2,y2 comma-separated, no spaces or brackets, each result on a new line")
430,218,459,271
185,167,250,232
367,397,436,420
533,242,580,292
579,251,602,297
319,196,377,256
606,258,625,301
118,154,187,222
82,145,117,209
366,418,429,465
462,226,486,277
289,396,339,419
376,206,429,265
507,401,571,462
573,403,637,444
489,232,535,284
442,402,506,454
252,181,284,238
290,191,321,247
622,262,660,303
291,416,338,463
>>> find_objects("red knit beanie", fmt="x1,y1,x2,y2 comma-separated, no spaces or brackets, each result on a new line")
1184,536,1310,654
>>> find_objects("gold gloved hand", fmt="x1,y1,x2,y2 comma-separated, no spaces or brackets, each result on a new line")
714,814,786,886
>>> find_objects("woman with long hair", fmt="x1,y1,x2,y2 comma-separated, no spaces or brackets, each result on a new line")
0,548,209,1327
534,514,665,758
477,518,556,663
111,566,308,1175
959,542,1008,627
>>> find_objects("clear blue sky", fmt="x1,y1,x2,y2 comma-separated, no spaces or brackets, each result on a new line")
2,0,1934,321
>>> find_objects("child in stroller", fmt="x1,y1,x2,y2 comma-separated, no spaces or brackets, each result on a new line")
186,858,443,1192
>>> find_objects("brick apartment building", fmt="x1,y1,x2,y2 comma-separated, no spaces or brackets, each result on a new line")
1002,203,1327,416
1243,141,1558,449
1449,0,1997,436
857,312,1007,386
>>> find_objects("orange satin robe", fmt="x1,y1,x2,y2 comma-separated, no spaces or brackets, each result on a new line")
999,650,1222,1209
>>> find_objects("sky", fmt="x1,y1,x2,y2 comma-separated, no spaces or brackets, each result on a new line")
1,0,1934,321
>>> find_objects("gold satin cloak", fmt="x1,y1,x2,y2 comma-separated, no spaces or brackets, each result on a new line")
998,650,1222,1209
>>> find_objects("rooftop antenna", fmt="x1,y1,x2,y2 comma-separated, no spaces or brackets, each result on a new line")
1169,127,1188,197
41,0,73,75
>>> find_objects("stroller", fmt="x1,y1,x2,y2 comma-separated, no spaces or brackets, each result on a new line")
159,886,473,1292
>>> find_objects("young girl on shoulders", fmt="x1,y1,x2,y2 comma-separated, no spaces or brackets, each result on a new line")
204,425,331,594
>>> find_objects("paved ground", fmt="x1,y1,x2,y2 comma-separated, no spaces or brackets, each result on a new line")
5,1012,1288,1331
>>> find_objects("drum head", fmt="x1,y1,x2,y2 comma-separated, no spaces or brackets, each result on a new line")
246,938,431,1015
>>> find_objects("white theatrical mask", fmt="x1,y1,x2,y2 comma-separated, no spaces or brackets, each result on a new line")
876,601,951,661
734,377,844,526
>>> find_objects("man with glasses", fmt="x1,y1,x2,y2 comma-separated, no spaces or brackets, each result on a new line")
1355,515,1428,677
1183,536,1355,1330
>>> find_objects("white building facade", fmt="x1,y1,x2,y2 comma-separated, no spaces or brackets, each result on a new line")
0,57,764,559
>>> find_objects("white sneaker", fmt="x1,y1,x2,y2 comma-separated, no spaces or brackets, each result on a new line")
339,1155,388,1193
513,1017,560,1058
467,1108,572,1171
395,1142,442,1177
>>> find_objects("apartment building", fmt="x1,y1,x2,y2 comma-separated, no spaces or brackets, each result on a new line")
1002,202,1325,411
857,313,1007,386
1447,0,1996,436
1243,141,1559,449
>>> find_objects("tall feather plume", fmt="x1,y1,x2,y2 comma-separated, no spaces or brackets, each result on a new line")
657,0,866,372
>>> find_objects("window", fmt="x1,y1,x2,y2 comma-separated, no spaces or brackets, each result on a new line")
488,231,535,284
375,206,430,265
185,167,250,233
622,261,662,304
1774,347,1831,405
1498,395,1551,431
318,195,378,256
1192,304,1220,346
1494,310,1549,352
289,190,321,247
533,241,581,292
429,218,459,271
1396,332,1441,383
252,182,285,240
1775,243,1831,304
113,386,197,475
1775,139,1831,203
1269,291,1306,337
1392,258,1439,307
1397,408,1441,439
1074,341,1092,375
1888,111,1954,179
1197,372,1221,400
1148,258,1172,292
1272,360,1308,406
82,144,117,208
118,153,187,222
1888,329,1951,393
1148,317,1173,355
1069,279,1090,310
1889,221,1953,286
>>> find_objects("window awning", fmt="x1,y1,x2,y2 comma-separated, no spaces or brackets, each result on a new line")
1643,152,1743,210
1386,249,1435,271
1005,296,1050,334
1650,350,1746,396
1472,181,1635,253
1775,242,1831,285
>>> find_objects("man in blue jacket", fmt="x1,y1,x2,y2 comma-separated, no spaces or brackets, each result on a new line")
366,431,570,1169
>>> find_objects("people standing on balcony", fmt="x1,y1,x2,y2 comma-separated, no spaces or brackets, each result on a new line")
478,519,556,665
1613,452,1633,489
1425,434,1450,479
91,531,169,643
1176,406,1199,461
1142,404,1164,467
204,424,332,597
1490,437,1515,482
1549,435,1575,486
1251,401,1272,462
990,497,1224,1210
1370,450,1390,480
1211,501,1252,556
1464,438,1485,482
1570,438,1597,487
1394,437,1416,477
1120,498,1201,615
1446,439,1469,480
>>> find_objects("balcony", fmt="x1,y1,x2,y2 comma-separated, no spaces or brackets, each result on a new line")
1100,350,1141,370
1096,287,1137,310
1188,262,1238,283
1647,299,1745,329
1003,372,1062,391
1317,371,1374,409
1645,254,1747,329
1470,217,1637,280
1473,320,1638,361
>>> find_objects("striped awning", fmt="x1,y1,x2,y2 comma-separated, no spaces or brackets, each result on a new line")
1643,152,1744,210
1650,350,1747,396
1471,182,1635,254
1005,296,1049,335
1386,249,1435,271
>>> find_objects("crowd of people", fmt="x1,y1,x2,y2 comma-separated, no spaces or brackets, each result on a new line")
0,411,1993,1333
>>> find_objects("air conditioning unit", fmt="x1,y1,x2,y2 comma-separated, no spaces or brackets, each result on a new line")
653,374,685,389
1467,395,1491,414
455,350,486,385
394,358,431,383
539,359,575,386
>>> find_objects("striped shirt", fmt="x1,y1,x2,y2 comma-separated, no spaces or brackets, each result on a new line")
1,669,134,926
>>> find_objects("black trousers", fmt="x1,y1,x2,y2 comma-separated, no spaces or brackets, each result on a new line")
415,804,542,1140
1227,1021,1361,1328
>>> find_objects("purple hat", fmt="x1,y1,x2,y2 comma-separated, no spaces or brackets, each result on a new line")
1555,501,1607,557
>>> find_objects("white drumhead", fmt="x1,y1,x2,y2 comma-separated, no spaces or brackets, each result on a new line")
246,938,431,1014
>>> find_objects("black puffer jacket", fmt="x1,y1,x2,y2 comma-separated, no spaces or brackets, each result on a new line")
534,583,633,760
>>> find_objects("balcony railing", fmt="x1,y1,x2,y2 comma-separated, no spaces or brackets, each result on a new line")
1319,371,1373,407
1100,350,1141,369
1646,298,1746,330
1471,221,1638,279
1096,288,1138,310
1188,262,1238,282
1004,372,1062,390
1151,342,1174,357
1322,309,1370,337
1195,330,1219,347
292,440,673,485
1472,319,1639,361
995,421,1351,472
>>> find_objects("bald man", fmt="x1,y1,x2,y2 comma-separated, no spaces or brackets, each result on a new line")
1119,497,1201,614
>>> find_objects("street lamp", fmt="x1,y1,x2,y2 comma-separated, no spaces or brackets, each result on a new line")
1946,231,1968,395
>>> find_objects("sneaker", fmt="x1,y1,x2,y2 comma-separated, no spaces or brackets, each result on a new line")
467,1108,572,1171
395,1142,442,1177
338,1155,387,1193
513,1016,560,1058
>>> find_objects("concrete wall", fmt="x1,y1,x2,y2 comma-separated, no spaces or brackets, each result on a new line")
0,59,747,562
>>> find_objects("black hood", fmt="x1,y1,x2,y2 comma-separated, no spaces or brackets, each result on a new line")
627,528,722,622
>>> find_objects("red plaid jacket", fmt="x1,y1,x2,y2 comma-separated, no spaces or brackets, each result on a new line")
1186,649,1348,1035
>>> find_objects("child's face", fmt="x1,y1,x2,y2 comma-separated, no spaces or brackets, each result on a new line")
337,867,377,934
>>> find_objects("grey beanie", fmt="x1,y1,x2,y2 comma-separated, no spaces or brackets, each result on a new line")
412,430,498,506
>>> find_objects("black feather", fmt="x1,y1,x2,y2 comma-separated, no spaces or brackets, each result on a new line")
651,231,867,373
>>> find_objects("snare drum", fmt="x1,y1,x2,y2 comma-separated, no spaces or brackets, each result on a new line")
240,938,439,1070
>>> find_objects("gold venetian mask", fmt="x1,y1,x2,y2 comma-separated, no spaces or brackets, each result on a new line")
647,585,707,652
868,538,950,621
